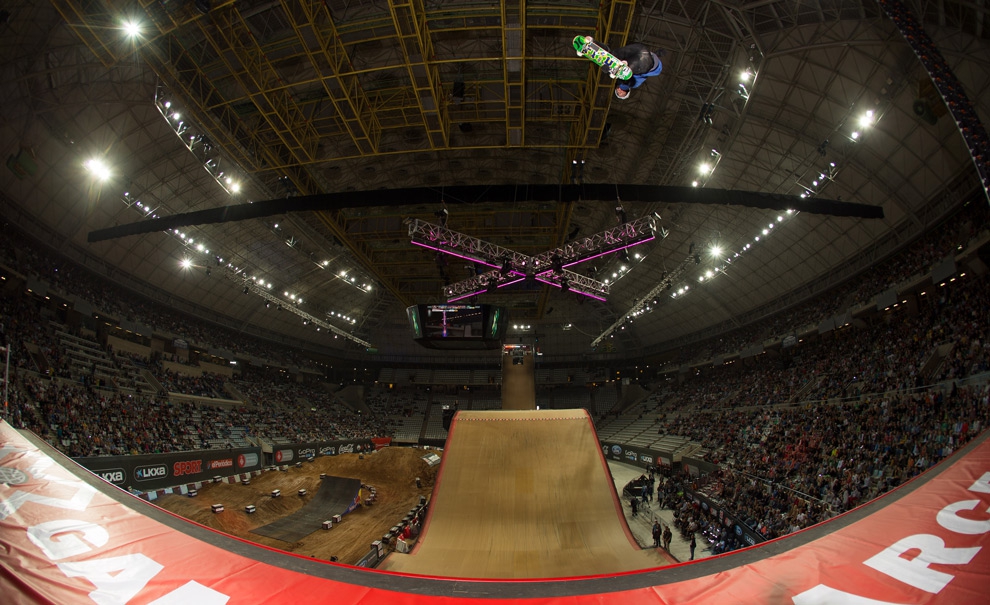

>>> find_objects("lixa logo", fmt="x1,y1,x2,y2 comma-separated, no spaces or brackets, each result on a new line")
96,469,125,484
134,465,168,481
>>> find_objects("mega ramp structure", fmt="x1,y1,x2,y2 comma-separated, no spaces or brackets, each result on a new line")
251,476,362,543
378,409,668,578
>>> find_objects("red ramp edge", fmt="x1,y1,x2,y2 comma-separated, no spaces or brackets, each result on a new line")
1,419,989,604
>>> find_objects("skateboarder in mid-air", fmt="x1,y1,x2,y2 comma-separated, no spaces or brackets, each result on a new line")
611,43,664,99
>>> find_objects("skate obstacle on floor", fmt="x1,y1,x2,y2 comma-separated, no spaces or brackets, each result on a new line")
250,475,362,543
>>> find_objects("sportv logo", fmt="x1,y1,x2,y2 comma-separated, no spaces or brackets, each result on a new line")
640,455,654,464
208,459,232,470
134,465,168,481
173,460,203,477
97,469,125,484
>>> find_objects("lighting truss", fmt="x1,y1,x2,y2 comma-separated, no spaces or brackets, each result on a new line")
233,272,373,349
530,214,662,272
590,253,693,348
408,219,531,271
154,84,240,196
410,215,663,303
444,267,608,302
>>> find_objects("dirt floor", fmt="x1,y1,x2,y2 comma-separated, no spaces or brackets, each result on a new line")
155,447,438,565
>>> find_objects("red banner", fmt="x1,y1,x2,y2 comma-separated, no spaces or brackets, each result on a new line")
371,437,392,450
1,421,988,604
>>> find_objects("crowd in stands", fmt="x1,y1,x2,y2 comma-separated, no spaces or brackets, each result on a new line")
663,199,988,367
656,384,988,543
0,194,988,561
157,366,228,399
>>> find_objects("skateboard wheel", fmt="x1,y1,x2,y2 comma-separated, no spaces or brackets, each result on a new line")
576,51,582,56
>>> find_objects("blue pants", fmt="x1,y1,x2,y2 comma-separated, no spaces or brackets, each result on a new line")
617,55,663,93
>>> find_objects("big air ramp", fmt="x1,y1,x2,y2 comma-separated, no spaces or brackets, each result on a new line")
251,476,361,542
378,409,668,578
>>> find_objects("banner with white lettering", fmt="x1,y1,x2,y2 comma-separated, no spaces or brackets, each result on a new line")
2,421,988,604
74,447,261,491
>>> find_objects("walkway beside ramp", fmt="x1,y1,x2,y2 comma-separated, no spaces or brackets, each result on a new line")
251,476,361,543
379,409,669,578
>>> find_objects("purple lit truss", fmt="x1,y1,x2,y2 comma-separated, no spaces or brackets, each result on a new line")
407,215,663,303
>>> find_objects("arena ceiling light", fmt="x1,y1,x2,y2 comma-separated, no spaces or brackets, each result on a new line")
84,158,110,181
122,20,141,38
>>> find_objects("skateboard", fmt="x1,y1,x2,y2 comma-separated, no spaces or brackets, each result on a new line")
573,35,633,80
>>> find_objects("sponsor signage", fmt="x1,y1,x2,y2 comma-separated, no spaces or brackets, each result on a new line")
134,465,168,481
76,447,262,491
238,453,258,468
173,460,203,477
96,468,125,485
601,442,674,470
270,439,375,464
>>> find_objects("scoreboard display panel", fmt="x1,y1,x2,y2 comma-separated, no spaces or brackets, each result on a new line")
406,304,507,349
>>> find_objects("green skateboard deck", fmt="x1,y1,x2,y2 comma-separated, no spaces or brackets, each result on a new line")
573,35,633,80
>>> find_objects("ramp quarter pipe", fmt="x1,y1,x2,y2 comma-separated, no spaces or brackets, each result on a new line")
378,409,668,578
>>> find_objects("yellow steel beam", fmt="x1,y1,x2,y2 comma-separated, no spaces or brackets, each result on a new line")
284,1,382,155
502,0,526,147
49,0,120,67
200,6,320,163
389,0,449,149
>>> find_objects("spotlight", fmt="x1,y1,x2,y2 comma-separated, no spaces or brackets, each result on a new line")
265,302,271,309
694,254,701,265
85,158,111,181
122,20,141,37
243,286,249,294
180,258,192,269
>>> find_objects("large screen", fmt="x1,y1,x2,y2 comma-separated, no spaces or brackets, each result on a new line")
406,304,507,349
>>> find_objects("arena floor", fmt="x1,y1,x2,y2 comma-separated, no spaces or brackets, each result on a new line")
154,446,437,564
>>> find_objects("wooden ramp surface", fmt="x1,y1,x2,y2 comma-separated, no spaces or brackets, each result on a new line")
378,409,668,578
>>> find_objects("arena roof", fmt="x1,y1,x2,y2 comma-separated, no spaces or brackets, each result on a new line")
0,0,987,362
